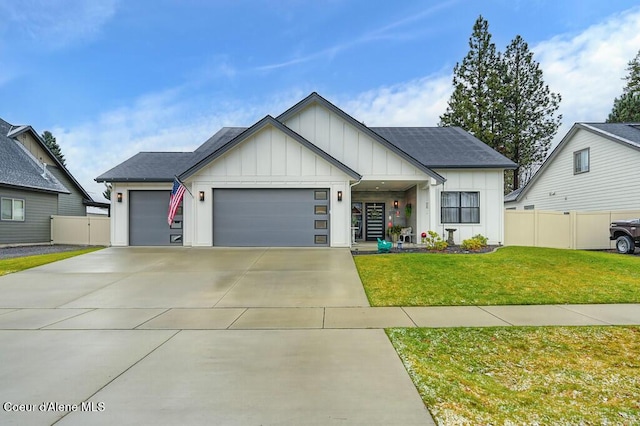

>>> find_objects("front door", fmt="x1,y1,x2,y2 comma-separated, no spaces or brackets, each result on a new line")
365,203,385,241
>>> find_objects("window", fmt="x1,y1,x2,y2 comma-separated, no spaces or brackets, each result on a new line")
314,220,327,229
441,192,479,224
314,190,328,200
1,198,25,221
314,205,327,215
314,235,327,244
574,148,589,174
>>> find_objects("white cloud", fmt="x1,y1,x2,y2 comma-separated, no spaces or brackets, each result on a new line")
51,87,308,197
257,1,457,72
342,72,453,126
0,0,118,49
534,7,640,142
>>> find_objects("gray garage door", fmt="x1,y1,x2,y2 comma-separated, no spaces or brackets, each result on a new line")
213,189,329,247
129,190,183,246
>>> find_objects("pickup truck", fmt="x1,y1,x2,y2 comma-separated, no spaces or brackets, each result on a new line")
610,219,640,254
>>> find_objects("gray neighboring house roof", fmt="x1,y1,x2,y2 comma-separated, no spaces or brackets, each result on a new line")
580,123,640,150
0,118,69,194
96,93,517,183
505,122,640,203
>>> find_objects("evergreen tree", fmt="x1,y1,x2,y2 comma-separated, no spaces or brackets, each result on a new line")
440,16,504,151
41,131,66,167
607,49,640,123
102,184,111,201
501,35,561,191
441,16,563,192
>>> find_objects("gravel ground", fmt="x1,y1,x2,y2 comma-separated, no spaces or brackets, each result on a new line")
0,245,92,260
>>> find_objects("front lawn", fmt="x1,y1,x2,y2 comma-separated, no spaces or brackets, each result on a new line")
354,246,640,306
387,326,640,425
0,247,102,276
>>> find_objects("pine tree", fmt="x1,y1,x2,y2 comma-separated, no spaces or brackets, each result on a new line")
440,16,504,151
441,17,563,193
501,35,561,191
102,184,111,201
607,49,640,123
41,131,66,167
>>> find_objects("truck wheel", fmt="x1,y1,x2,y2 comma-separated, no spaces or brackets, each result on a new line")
616,235,635,254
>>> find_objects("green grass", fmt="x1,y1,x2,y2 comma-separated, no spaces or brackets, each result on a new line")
354,246,640,306
0,247,103,276
387,326,640,425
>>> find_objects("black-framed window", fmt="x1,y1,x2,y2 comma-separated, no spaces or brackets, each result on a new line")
441,192,479,224
1,197,25,221
574,148,589,174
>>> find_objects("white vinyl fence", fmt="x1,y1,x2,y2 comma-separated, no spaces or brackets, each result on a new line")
51,215,110,246
504,209,640,250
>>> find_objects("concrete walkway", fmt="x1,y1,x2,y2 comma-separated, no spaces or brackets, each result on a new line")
1,304,639,331
1,247,639,425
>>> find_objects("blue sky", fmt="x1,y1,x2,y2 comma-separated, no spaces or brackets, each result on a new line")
1,0,639,199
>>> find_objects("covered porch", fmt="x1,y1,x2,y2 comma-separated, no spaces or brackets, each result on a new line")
349,177,440,246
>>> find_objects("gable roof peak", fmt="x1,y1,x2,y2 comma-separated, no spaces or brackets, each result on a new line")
179,113,361,181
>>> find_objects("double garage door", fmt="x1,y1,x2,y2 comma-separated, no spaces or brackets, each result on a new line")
128,189,329,247
213,189,329,247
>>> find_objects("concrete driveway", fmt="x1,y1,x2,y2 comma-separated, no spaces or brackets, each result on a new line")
0,247,434,425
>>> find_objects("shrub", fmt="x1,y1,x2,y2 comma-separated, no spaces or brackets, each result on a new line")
472,234,488,246
462,234,488,251
424,230,448,251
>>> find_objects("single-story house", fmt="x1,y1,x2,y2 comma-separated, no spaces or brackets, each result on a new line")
505,122,640,211
0,118,106,245
97,92,516,247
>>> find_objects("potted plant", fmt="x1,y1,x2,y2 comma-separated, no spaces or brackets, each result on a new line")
405,203,412,218
387,225,402,245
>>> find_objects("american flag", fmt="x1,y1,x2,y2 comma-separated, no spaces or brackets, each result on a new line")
167,178,186,225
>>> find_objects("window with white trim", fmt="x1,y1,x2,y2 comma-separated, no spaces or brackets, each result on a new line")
574,148,589,174
1,198,25,221
441,192,479,224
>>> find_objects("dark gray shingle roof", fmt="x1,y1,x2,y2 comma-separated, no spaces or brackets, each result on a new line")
371,127,517,169
0,118,70,193
96,93,517,183
95,152,195,182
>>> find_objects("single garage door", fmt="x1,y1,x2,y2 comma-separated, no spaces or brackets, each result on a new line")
129,190,183,246
213,188,329,247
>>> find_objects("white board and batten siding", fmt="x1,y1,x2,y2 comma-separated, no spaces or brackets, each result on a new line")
189,124,353,247
284,104,427,180
433,169,505,245
510,128,640,211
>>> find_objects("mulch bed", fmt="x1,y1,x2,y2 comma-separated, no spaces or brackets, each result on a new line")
351,245,500,255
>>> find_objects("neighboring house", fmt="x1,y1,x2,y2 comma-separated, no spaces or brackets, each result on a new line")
97,92,515,247
0,118,105,245
505,123,640,211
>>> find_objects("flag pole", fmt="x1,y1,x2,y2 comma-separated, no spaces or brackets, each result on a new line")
174,175,193,198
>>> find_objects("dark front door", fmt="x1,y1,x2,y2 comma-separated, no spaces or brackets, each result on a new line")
365,202,385,241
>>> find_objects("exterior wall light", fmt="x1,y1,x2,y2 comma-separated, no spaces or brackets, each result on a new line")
337,190,343,202
393,200,399,209
117,192,123,203
199,191,205,202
